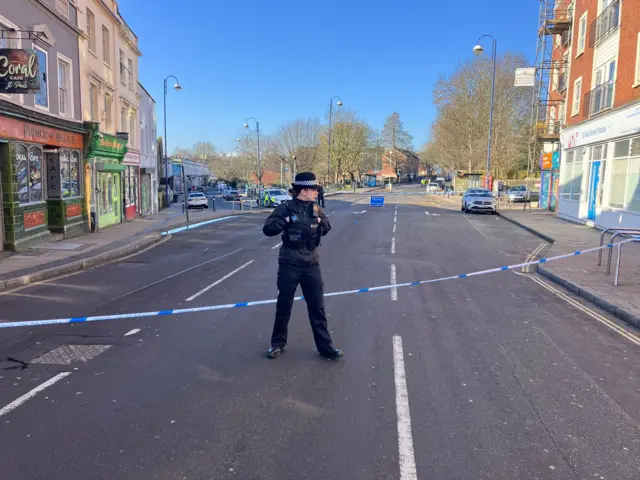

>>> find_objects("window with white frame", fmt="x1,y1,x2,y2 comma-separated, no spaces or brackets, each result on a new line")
86,9,96,52
57,56,72,116
89,84,98,121
129,110,136,147
609,137,640,212
119,50,126,84
104,93,112,131
572,77,582,115
102,26,110,66
635,32,640,85
34,47,49,109
561,148,586,201
128,58,133,91
577,12,587,56
0,17,20,49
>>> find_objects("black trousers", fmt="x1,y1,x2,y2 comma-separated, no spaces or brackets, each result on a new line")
271,263,333,352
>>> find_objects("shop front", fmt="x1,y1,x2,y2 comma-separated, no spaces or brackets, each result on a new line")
84,123,128,231
123,151,140,221
559,102,640,229
539,151,560,211
0,114,85,250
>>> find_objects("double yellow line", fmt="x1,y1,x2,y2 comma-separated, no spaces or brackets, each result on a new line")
523,243,547,273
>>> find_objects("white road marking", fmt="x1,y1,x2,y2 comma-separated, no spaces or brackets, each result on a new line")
425,211,440,216
124,328,141,337
391,264,397,301
391,237,396,254
464,215,488,238
352,210,367,214
0,372,72,418
186,260,255,302
394,216,397,224
393,224,396,233
393,335,418,480
271,242,283,250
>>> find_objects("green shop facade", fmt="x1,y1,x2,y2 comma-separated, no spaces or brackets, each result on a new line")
0,106,88,251
84,123,128,231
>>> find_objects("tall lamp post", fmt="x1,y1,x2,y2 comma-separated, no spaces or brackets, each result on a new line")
163,75,182,206
473,35,497,189
243,117,260,204
327,96,343,183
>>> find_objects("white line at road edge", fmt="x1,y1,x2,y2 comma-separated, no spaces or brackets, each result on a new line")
391,265,397,301
391,237,396,254
271,242,283,250
393,224,396,233
393,335,418,480
124,328,141,337
186,260,255,302
0,372,72,418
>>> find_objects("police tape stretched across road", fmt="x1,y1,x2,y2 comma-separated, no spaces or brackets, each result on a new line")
0,236,637,330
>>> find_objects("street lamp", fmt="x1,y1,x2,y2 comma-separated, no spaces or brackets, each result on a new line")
473,35,497,189
244,117,261,204
327,96,343,183
163,75,181,206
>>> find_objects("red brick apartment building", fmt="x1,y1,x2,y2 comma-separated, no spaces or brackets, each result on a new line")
547,0,640,229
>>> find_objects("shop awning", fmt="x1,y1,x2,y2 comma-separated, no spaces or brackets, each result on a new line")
98,163,127,173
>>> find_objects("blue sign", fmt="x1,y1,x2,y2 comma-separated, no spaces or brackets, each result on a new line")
368,177,377,187
370,196,385,207
552,151,560,170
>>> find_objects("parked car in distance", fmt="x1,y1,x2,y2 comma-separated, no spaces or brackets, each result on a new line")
461,188,497,214
224,189,241,201
263,188,292,207
187,192,208,209
426,183,440,192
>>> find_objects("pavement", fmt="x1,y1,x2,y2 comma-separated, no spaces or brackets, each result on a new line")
1,185,640,479
497,207,640,328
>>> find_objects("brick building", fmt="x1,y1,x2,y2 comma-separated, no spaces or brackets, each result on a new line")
551,0,640,228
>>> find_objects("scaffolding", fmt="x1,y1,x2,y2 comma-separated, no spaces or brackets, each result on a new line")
527,0,573,211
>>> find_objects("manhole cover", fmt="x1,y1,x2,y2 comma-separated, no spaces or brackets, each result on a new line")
30,344,112,364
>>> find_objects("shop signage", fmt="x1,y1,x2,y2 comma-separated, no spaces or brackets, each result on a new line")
541,152,553,170
47,153,61,198
0,49,40,94
123,151,140,165
562,103,640,149
66,203,82,219
97,134,127,155
24,210,46,230
514,67,535,87
0,116,83,148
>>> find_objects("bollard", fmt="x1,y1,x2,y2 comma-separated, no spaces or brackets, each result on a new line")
211,196,216,211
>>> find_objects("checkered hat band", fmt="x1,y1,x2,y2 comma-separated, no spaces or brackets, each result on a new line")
293,180,318,186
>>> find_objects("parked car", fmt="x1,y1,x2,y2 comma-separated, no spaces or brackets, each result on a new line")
426,183,440,192
263,188,292,207
461,188,497,214
187,192,208,209
506,186,528,202
224,189,241,201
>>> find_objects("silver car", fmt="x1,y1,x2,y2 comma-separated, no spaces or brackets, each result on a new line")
461,188,497,214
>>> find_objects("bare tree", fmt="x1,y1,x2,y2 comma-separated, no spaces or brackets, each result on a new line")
319,110,371,182
191,141,217,163
274,118,321,175
382,112,413,151
431,52,532,178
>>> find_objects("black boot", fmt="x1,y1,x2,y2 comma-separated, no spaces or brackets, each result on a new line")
266,346,284,359
319,346,343,359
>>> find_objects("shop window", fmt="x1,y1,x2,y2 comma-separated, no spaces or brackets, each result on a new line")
59,150,81,198
124,166,138,209
560,149,585,201
34,47,49,109
609,137,640,211
625,140,640,213
15,144,44,204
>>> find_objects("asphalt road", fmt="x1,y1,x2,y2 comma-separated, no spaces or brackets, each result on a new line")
1,185,640,479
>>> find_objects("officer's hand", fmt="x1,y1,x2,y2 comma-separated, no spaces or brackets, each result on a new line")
285,217,290,223
317,217,322,224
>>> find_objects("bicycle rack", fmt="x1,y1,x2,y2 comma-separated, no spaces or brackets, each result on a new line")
605,229,640,275
598,227,640,266
614,237,640,287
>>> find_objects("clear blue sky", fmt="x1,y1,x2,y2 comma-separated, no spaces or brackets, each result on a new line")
119,0,539,154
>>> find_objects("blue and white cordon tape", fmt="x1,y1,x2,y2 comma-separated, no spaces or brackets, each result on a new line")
1,237,637,330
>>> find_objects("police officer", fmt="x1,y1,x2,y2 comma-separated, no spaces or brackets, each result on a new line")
317,183,325,208
262,172,343,360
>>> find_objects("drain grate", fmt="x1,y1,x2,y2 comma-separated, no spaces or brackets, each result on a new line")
29,344,112,365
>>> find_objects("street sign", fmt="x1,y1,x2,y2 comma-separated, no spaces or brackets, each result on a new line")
514,67,535,87
370,196,385,207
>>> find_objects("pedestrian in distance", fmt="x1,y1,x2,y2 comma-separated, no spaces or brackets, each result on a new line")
262,172,343,360
317,183,325,208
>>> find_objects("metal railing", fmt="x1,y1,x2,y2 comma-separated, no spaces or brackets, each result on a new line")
613,238,640,286
598,228,640,286
587,81,614,117
593,0,620,46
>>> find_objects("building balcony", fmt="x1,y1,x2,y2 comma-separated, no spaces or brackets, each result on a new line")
591,0,620,47
586,81,614,117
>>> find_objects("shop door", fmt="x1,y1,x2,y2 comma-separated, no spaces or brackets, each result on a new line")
97,172,121,228
0,172,4,251
587,161,601,221
141,175,151,215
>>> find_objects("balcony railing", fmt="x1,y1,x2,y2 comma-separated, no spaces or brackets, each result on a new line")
586,81,614,117
592,0,620,46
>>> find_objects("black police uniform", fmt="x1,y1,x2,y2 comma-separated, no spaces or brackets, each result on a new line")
263,196,341,359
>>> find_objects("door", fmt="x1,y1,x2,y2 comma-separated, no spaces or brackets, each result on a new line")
0,172,4,251
141,175,151,215
97,172,121,228
587,161,601,221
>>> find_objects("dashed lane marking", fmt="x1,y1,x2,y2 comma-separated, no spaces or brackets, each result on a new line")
0,372,72,419
393,335,418,480
271,242,283,250
391,264,397,301
186,260,255,302
124,328,141,337
391,237,396,254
